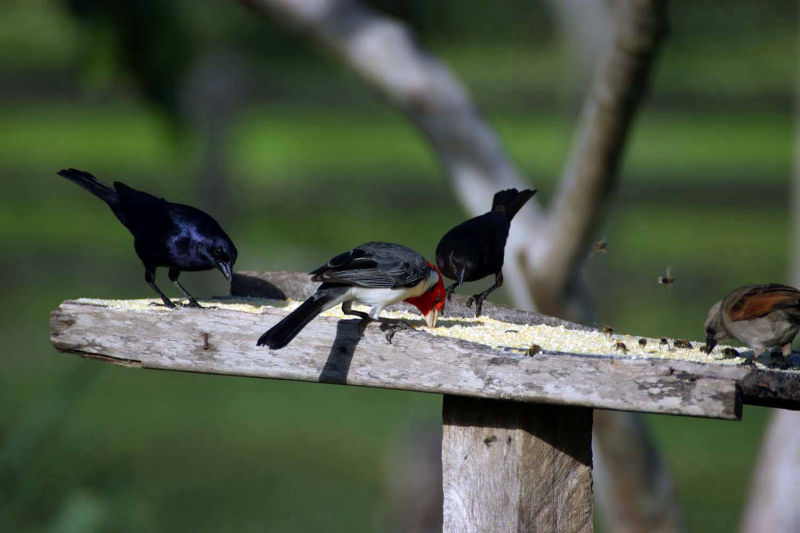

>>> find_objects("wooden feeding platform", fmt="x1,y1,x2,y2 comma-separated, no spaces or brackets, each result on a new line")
50,271,800,532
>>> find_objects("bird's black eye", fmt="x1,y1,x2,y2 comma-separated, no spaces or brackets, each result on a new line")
212,246,228,261
435,294,444,304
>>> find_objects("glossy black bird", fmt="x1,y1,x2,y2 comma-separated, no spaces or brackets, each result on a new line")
257,242,446,350
436,188,536,316
56,168,237,308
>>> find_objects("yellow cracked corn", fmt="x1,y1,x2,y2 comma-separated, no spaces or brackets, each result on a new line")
75,298,777,369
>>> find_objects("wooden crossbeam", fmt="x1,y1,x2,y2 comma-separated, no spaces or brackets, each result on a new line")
51,297,739,420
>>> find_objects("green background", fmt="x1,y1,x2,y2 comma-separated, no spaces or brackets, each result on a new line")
0,0,795,530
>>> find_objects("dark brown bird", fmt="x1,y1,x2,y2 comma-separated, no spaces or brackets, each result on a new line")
704,284,800,361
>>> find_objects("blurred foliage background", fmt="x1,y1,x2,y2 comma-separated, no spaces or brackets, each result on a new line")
0,0,796,530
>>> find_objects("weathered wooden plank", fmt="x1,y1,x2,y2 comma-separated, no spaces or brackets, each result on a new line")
50,298,739,419
234,271,800,410
442,396,593,532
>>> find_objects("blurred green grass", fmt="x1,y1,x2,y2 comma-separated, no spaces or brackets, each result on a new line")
0,99,788,532
1,0,797,530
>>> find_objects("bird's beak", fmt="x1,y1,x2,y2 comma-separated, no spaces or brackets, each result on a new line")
457,268,466,289
705,338,717,354
424,308,439,328
217,261,233,282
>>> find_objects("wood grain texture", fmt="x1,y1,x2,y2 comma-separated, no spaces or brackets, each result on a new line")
236,271,800,411
51,298,738,420
442,396,593,532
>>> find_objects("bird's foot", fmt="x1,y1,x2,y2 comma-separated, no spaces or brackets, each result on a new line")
767,352,791,370
466,295,485,317
379,319,415,344
149,300,177,309
446,287,456,302
179,299,214,309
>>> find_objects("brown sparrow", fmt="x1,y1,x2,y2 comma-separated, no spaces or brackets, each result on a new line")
704,284,800,360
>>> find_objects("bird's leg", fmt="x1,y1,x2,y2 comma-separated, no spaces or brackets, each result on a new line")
168,268,203,308
439,281,461,315
342,301,371,336
466,271,504,317
445,282,459,302
766,347,791,369
145,267,175,308
782,342,793,359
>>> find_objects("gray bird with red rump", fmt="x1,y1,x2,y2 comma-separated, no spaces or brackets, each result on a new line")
436,188,536,316
257,242,446,349
704,283,800,361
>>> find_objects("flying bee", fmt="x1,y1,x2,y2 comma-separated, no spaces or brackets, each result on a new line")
657,267,675,285
593,240,607,253
602,325,614,336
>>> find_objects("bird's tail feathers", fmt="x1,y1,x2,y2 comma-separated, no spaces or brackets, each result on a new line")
491,188,536,220
57,168,119,207
257,291,340,349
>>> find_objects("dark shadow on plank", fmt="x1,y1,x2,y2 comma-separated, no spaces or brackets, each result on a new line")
319,319,363,384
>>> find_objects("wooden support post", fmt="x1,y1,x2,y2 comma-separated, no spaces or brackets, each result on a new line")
442,395,593,532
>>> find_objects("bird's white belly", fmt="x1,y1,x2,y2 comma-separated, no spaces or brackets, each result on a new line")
347,286,409,308
725,313,799,350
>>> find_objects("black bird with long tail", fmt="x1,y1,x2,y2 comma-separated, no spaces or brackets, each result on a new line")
257,242,446,349
56,168,237,308
436,188,536,316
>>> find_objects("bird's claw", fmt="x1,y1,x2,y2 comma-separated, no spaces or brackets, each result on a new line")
380,320,414,344
467,295,484,317
767,353,791,370
149,300,177,309
180,300,206,309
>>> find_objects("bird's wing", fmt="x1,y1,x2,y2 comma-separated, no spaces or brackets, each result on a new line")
310,242,428,289
729,284,800,321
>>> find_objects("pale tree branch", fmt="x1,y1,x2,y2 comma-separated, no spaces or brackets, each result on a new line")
534,5,681,531
236,1,678,531
530,0,669,314
593,410,686,533
544,0,613,85
740,409,800,533
239,0,542,310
